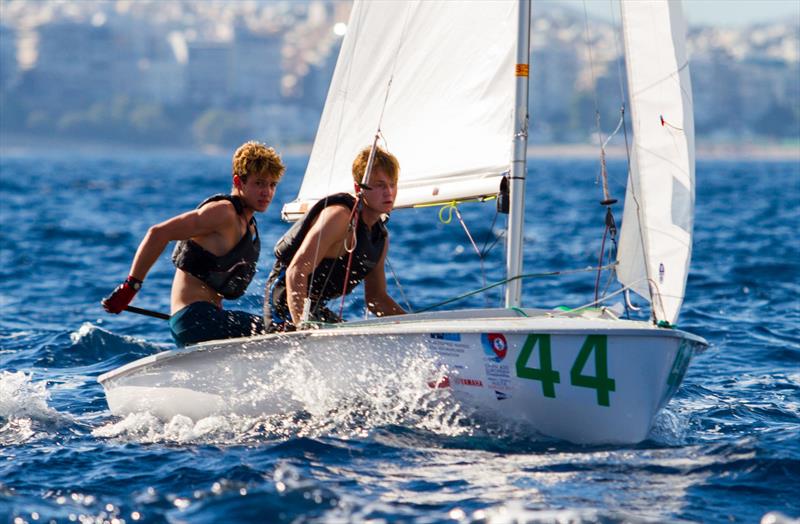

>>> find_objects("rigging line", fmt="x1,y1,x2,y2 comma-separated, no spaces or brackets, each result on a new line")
452,205,490,296
480,206,500,257
552,275,668,320
385,256,413,313
601,261,616,298
550,277,645,317
338,196,362,318
602,233,619,298
583,0,617,210
605,0,632,191
452,205,482,260
482,230,506,261
581,1,606,156
440,201,490,298
415,264,617,313
608,0,628,114
594,221,610,303
602,114,625,150
480,206,504,305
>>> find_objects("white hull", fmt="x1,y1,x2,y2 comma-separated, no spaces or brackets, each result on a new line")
99,309,706,445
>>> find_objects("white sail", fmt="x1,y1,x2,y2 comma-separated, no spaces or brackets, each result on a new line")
617,0,696,325
282,0,517,220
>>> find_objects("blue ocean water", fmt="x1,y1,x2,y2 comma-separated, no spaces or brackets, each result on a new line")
0,152,798,523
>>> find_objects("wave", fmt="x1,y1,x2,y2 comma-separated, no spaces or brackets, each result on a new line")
46,322,165,370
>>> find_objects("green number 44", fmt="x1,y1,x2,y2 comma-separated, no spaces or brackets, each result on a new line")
516,334,616,407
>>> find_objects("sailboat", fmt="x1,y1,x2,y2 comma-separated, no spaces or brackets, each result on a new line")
99,0,707,445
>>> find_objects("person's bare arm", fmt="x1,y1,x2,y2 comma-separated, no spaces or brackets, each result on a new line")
128,201,236,280
364,237,405,317
285,205,351,325
103,201,238,313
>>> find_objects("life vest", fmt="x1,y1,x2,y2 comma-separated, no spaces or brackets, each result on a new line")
266,193,387,325
172,194,260,299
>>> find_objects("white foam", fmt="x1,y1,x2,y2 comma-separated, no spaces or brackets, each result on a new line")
649,406,690,445
0,371,58,421
94,346,471,444
0,371,68,445
70,322,99,344
254,346,470,438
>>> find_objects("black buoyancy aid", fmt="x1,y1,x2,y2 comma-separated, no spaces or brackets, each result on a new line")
266,193,387,323
172,194,260,299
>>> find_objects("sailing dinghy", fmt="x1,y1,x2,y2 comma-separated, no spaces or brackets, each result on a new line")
99,0,707,445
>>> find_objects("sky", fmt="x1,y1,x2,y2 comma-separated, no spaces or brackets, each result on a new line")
550,0,800,27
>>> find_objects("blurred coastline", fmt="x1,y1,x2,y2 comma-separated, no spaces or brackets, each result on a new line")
2,137,797,163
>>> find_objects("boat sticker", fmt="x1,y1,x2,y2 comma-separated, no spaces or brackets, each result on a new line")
482,333,512,396
481,333,508,362
431,333,461,342
455,378,483,387
428,333,468,359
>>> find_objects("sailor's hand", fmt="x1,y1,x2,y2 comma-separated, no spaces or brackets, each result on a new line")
102,276,143,314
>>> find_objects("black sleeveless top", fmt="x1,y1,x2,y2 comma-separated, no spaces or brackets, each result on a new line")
266,193,387,324
172,194,260,299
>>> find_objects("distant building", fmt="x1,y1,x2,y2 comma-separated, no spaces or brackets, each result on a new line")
231,26,283,105
0,24,18,93
131,25,186,105
691,49,743,137
186,42,231,106
29,21,114,108
738,57,788,123
139,59,185,106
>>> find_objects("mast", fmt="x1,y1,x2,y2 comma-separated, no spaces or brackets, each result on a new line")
505,0,531,308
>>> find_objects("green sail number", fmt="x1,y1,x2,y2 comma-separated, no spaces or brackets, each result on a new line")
515,334,616,407
515,334,560,398
570,335,616,407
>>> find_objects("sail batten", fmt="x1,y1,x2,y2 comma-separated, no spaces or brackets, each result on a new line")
287,0,518,217
617,0,696,325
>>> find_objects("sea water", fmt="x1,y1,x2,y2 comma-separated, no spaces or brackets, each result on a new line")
0,152,798,523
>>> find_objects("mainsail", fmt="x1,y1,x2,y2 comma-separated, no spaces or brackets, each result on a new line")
617,0,696,325
282,0,518,220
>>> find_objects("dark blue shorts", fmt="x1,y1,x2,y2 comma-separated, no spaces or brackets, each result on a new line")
169,302,265,347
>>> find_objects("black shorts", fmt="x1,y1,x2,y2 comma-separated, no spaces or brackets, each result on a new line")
169,301,265,347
